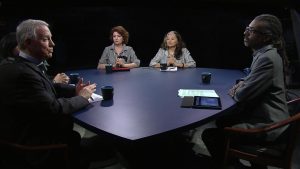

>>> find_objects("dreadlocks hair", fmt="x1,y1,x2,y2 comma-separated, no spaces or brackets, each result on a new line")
254,14,289,66
255,14,289,85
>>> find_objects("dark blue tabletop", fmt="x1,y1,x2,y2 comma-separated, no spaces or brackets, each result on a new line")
69,67,245,141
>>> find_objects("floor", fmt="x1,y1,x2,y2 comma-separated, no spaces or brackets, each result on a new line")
74,121,298,169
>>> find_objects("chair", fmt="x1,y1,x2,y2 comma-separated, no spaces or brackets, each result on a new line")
0,139,69,169
223,97,300,169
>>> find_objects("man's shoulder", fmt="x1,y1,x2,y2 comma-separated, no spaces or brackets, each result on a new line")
0,61,24,78
0,57,16,65
259,48,280,63
1,58,36,74
0,59,19,69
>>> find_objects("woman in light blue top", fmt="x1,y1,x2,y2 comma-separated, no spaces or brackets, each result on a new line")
149,31,196,68
97,26,140,69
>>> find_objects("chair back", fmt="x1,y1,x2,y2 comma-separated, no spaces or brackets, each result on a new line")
281,115,300,168
284,98,300,168
223,97,300,169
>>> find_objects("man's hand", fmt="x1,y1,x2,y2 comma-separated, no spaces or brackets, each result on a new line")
229,81,244,97
53,73,69,84
76,78,97,99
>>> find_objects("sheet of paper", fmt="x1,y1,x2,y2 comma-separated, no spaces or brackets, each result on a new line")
160,67,177,72
88,93,103,103
178,89,219,98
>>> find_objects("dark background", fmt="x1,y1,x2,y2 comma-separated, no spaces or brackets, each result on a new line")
0,0,299,76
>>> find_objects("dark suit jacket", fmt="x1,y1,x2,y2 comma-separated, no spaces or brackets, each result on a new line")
0,57,89,145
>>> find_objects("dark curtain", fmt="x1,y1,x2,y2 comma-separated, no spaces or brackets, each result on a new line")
291,9,300,61
289,9,300,87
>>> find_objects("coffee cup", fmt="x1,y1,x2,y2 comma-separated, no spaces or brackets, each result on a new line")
160,63,167,70
201,72,211,84
101,86,114,100
69,73,79,84
105,64,113,73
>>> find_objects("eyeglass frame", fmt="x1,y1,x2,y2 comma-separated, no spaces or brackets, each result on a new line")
245,26,270,35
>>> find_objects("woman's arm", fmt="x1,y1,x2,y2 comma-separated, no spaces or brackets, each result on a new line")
97,48,109,69
122,47,140,68
149,49,164,67
182,48,196,68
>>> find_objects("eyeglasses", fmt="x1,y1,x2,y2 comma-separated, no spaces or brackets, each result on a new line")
245,27,266,35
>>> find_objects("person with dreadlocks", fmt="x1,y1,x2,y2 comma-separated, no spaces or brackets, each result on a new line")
201,14,289,169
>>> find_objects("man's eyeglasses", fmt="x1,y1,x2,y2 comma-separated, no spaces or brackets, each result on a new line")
245,27,267,35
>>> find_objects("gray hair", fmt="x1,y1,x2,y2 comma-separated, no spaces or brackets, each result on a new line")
16,19,49,50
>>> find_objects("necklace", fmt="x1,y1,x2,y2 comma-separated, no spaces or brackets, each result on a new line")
168,50,175,58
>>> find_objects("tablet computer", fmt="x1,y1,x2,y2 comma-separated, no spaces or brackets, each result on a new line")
180,96,194,108
193,96,222,109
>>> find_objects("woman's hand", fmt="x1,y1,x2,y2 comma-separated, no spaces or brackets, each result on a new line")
116,58,125,67
167,57,176,66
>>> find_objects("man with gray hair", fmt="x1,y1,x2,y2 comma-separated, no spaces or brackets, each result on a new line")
0,19,97,169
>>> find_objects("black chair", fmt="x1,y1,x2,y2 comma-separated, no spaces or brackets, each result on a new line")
223,97,300,169
0,139,69,169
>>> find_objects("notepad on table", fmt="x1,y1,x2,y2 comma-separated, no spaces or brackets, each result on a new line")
178,89,219,98
88,93,103,103
160,67,177,72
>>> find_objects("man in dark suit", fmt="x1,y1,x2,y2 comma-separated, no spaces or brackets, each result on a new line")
202,14,289,169
0,19,97,169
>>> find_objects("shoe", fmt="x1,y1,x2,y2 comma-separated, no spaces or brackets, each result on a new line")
234,161,251,169
224,161,251,169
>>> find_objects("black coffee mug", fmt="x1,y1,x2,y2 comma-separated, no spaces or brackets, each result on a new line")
101,86,114,100
160,63,167,70
69,73,79,84
105,64,113,73
201,72,211,84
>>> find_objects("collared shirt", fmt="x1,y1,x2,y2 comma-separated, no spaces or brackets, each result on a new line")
19,51,48,73
19,51,42,65
98,44,140,66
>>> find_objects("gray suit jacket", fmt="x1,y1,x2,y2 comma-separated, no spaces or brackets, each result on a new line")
233,45,289,141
